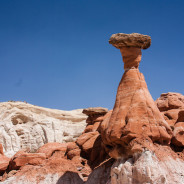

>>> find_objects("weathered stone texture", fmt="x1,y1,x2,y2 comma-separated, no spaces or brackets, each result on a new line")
109,33,151,49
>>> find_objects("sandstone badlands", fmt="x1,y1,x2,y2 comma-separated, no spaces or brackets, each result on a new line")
0,33,184,184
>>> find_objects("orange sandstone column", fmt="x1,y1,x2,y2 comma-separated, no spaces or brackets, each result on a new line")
101,33,172,159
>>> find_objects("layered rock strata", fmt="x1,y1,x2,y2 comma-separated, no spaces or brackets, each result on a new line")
101,33,172,159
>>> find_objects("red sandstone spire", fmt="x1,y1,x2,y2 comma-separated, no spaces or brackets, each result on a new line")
101,33,172,159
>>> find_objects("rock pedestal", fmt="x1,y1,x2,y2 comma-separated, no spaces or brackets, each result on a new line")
101,33,172,159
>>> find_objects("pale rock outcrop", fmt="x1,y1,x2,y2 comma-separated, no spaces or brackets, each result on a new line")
111,150,184,184
1,174,60,184
0,101,87,157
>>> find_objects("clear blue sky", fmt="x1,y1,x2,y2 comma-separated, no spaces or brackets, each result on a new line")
0,0,184,110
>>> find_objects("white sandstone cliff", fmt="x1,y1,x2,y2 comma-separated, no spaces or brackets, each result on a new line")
0,101,87,157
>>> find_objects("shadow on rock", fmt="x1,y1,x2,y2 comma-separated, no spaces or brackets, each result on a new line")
56,171,84,184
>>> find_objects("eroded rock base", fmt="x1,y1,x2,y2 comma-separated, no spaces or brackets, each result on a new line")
111,150,184,184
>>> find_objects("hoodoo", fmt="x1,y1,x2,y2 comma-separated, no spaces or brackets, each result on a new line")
1,33,184,184
101,33,172,158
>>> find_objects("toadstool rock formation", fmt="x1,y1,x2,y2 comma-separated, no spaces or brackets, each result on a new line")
101,33,172,159
1,33,184,184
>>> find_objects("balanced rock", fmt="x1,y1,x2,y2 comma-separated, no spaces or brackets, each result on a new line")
101,33,172,159
83,107,108,126
83,107,108,117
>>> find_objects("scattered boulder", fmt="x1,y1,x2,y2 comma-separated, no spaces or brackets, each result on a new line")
9,150,46,170
156,92,184,112
172,122,184,147
161,109,181,129
36,142,67,159
66,142,81,160
156,93,184,147
1,142,91,183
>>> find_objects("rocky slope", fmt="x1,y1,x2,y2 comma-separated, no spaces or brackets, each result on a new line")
0,107,109,183
0,33,184,184
0,102,87,157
